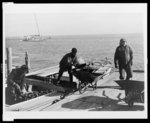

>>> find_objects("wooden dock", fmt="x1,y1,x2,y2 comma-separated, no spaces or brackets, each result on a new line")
39,71,144,111
5,69,145,111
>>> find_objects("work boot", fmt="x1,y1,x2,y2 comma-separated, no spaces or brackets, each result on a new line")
126,77,132,80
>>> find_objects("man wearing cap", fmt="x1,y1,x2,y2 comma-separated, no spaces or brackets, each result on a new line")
56,48,78,85
6,65,29,103
114,38,133,80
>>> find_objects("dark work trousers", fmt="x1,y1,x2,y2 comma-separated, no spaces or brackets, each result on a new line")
57,66,73,83
6,83,21,103
119,64,133,80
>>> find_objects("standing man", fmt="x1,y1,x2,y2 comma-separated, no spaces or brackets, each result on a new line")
56,48,77,85
114,38,133,80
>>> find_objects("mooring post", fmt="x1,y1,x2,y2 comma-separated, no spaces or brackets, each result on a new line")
25,51,30,73
25,51,32,92
6,47,12,76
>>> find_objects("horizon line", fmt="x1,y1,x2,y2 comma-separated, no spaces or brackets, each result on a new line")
5,32,143,38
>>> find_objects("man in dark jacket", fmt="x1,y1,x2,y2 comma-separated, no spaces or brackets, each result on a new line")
114,38,133,80
56,48,77,85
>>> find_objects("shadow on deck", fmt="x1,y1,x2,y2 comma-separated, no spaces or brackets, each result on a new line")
61,96,144,111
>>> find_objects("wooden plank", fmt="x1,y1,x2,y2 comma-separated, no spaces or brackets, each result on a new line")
36,67,59,77
24,78,65,92
5,92,61,111
26,65,59,76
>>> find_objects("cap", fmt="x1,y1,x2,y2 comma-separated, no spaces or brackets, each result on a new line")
120,38,127,42
21,65,28,70
71,48,77,53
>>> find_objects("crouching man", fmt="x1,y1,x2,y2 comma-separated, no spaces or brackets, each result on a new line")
6,65,29,104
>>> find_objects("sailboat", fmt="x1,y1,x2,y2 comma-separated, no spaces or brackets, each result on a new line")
21,14,50,42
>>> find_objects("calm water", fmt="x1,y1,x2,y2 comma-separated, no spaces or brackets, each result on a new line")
5,33,144,72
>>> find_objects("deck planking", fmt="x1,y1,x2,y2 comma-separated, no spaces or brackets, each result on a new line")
5,68,145,111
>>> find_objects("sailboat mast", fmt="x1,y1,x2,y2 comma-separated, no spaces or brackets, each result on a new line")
34,14,40,36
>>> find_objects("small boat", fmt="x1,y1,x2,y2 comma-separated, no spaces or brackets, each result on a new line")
24,59,112,95
21,14,51,42
21,35,51,42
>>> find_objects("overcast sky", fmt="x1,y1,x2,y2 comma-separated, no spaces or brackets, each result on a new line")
3,3,147,37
